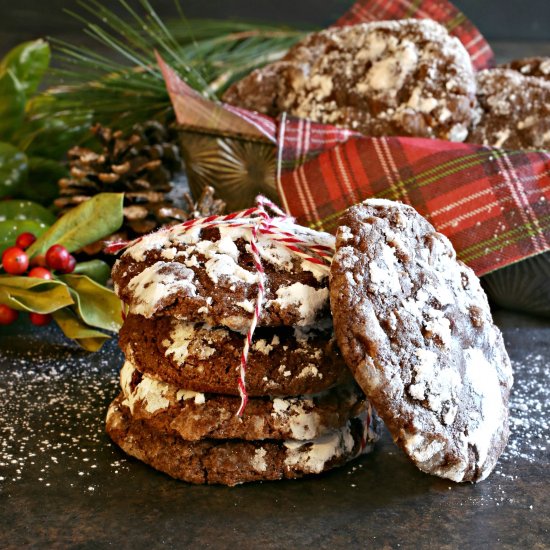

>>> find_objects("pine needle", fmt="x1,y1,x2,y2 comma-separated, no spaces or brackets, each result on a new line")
41,0,307,130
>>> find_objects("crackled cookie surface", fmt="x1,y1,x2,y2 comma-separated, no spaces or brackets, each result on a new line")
112,222,333,331
500,56,550,81
119,314,351,396
468,68,550,149
106,395,378,486
223,19,477,141
119,361,368,441
330,199,513,482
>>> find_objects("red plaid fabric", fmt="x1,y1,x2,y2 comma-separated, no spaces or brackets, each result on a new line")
160,1,549,277
277,122,550,276
336,0,494,70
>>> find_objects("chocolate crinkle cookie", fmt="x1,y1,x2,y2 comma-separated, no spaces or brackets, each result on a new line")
223,19,477,142
107,215,380,485
330,199,513,482
118,361,368,441
119,314,352,397
467,68,550,150
106,396,378,486
112,221,334,331
500,56,550,81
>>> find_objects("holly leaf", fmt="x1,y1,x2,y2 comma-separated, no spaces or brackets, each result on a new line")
0,199,56,224
0,219,49,255
60,273,122,332
0,275,74,313
53,308,111,352
27,193,124,256
73,259,111,285
0,40,50,97
0,143,29,198
0,71,25,141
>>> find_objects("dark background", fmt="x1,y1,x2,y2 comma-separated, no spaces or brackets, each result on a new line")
1,0,549,54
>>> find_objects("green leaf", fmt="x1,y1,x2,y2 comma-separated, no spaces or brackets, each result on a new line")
0,39,51,97
0,219,49,254
0,143,28,198
0,275,74,313
27,192,124,256
0,70,25,141
73,259,111,285
60,273,122,332
0,199,56,224
22,96,92,158
53,307,111,352
19,156,68,204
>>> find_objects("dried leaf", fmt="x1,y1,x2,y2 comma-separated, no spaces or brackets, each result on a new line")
53,308,111,352
0,276,74,313
27,192,124,256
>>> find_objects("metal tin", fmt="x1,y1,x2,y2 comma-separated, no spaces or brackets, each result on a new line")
178,126,277,212
482,251,550,317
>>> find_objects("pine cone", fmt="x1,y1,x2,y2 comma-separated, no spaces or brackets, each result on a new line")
56,121,187,239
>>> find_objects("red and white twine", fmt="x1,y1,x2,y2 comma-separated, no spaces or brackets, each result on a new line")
107,196,334,415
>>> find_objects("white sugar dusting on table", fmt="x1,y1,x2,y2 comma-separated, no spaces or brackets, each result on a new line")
0,325,548,505
0,329,128,493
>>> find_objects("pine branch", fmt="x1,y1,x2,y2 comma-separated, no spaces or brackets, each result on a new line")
41,0,307,131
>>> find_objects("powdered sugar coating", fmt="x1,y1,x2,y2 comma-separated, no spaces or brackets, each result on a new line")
330,199,513,482
223,19,477,141
500,56,550,82
283,410,378,474
468,69,550,150
119,360,368,441
112,220,334,330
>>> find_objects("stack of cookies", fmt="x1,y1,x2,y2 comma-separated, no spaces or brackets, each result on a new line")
107,217,379,485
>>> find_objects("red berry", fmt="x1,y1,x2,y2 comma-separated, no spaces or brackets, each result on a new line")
45,244,70,271
2,246,29,275
28,267,53,280
58,254,76,274
16,232,36,249
0,304,18,325
29,312,52,326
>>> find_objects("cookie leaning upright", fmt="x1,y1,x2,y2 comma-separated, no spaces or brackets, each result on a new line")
330,199,513,482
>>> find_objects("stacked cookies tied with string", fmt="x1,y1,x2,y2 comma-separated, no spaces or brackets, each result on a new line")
107,199,379,486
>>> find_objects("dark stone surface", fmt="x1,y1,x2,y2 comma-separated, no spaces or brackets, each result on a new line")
0,309,549,548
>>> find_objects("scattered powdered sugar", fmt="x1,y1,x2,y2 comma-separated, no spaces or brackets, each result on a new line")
500,353,549,465
0,328,129,494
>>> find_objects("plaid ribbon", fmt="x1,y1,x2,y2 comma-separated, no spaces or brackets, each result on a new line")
276,122,550,276
336,0,494,70
160,0,549,276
